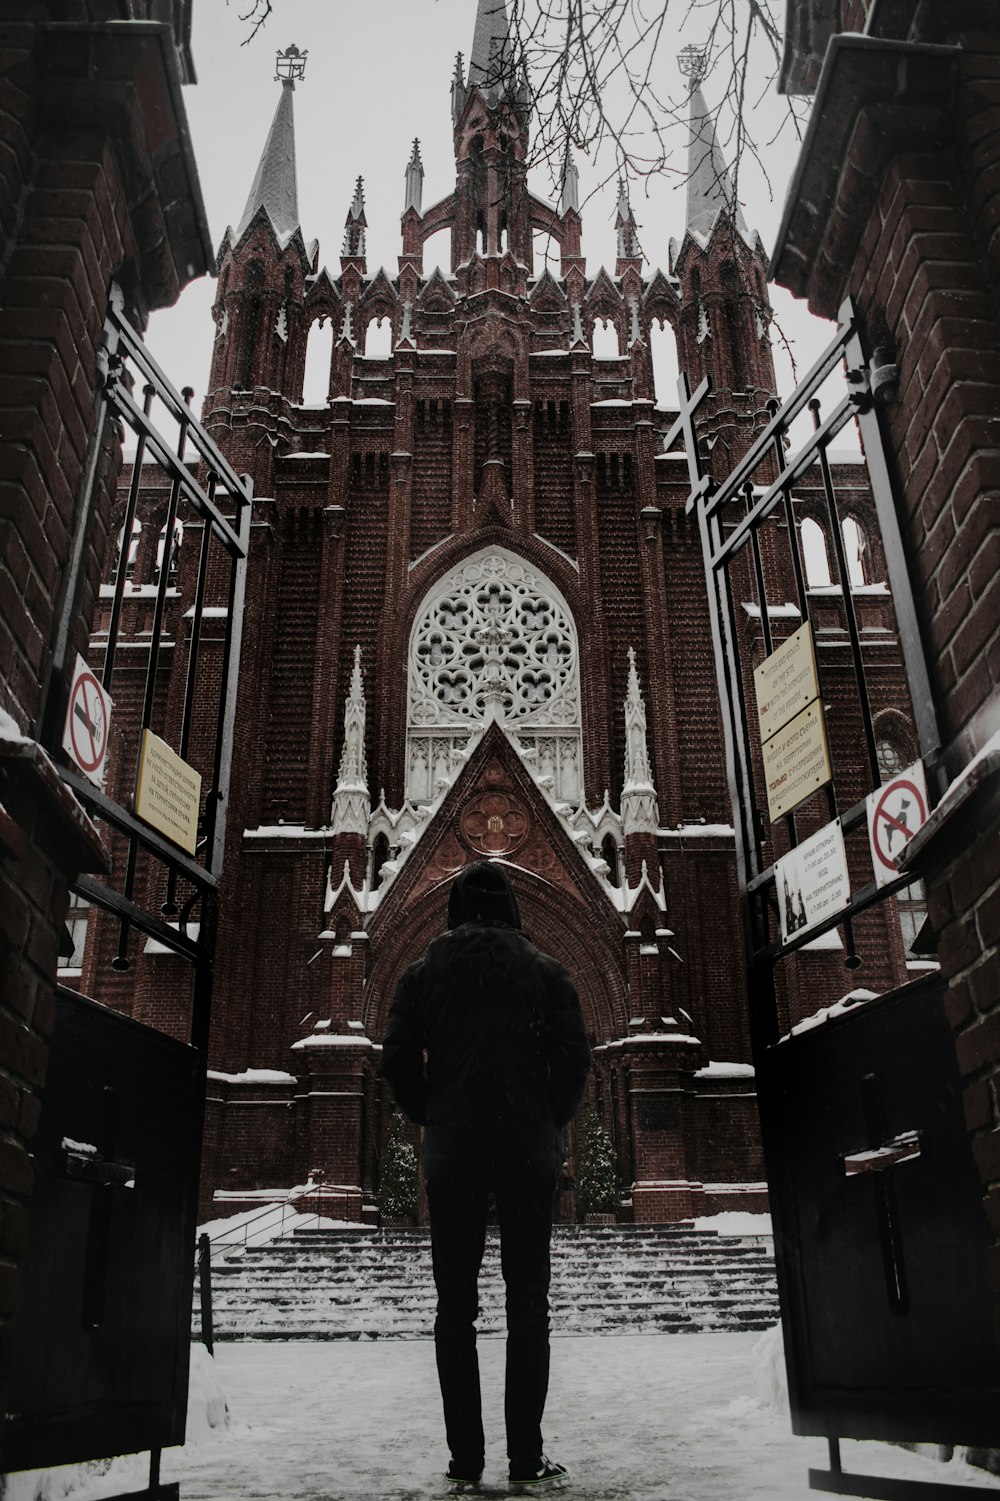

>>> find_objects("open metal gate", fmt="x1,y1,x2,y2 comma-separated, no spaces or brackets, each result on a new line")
669,296,1000,1498
0,285,251,1497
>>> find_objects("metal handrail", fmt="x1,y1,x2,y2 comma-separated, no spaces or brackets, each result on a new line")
201,1181,359,1260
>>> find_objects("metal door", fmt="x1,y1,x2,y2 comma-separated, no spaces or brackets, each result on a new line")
671,298,1000,1496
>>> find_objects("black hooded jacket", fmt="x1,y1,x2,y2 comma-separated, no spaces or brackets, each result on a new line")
380,862,591,1185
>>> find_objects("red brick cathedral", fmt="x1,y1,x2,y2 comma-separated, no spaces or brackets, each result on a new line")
83,2,919,1224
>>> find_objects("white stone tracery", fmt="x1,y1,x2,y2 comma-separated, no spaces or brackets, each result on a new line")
407,548,582,803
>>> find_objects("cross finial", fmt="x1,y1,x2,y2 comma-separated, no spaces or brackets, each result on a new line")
678,44,709,86
275,43,308,86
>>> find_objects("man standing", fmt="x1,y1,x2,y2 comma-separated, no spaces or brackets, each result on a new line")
381,860,591,1492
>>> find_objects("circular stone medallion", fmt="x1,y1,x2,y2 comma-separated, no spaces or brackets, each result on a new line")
460,791,530,856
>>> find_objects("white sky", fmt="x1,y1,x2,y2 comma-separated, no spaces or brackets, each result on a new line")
146,0,840,420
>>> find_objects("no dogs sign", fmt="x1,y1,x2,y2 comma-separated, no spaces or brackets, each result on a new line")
62,654,112,786
866,759,929,888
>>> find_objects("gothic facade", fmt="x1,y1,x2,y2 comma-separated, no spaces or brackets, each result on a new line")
78,3,920,1224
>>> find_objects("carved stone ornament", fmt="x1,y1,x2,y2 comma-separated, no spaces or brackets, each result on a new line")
460,789,530,856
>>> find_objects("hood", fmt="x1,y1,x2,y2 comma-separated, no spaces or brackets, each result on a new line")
447,860,521,929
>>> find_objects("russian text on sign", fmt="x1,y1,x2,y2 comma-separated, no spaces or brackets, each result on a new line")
133,729,202,856
754,621,820,744
762,700,832,822
775,819,851,944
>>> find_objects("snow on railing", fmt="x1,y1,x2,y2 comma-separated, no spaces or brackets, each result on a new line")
202,1179,347,1259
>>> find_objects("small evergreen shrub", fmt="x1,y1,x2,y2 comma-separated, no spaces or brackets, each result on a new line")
377,1110,419,1222
577,1108,620,1218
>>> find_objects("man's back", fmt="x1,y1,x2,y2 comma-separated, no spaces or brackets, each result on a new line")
384,915,589,1183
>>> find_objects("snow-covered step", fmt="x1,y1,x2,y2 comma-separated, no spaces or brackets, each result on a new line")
199,1224,778,1341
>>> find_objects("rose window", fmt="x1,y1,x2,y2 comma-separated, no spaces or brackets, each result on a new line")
407,549,582,805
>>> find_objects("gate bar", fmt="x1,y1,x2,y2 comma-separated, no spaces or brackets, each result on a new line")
810,1466,1000,1498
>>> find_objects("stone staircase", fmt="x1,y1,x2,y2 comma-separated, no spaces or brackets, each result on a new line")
202,1224,779,1341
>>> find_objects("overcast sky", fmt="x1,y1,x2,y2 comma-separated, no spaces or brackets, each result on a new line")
145,0,838,417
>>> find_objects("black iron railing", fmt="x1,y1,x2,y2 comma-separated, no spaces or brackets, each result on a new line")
40,282,251,1050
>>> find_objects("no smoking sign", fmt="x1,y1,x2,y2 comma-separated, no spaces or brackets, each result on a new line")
61,654,113,786
866,758,928,888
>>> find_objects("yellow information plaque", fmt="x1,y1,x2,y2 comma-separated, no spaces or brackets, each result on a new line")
762,699,832,822
754,621,821,744
134,729,201,855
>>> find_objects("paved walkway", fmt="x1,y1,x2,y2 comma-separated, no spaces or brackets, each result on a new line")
11,1333,999,1501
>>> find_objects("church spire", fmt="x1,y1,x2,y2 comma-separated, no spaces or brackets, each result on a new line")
559,151,580,217
331,647,371,836
235,44,304,243
678,47,749,242
403,139,424,215
468,0,513,95
621,648,660,836
615,178,641,263
342,176,367,260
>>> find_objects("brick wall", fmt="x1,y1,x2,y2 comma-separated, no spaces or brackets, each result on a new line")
772,3,1000,1314
0,1,208,1409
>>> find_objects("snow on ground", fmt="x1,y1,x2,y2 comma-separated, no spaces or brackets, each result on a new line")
692,1211,772,1237
8,1333,1000,1501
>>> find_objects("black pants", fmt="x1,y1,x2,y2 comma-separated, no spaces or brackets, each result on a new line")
427,1179,555,1472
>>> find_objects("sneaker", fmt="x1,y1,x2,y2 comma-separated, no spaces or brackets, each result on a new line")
445,1459,484,1492
509,1456,569,1490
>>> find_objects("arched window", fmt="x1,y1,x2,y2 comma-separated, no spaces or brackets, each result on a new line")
533,228,558,274
843,516,867,587
422,226,450,276
721,262,745,391
115,517,142,584
155,518,183,586
364,315,393,359
370,832,390,889
801,517,832,587
601,834,620,887
239,260,265,389
302,316,334,405
650,320,680,408
592,318,620,359
407,547,582,804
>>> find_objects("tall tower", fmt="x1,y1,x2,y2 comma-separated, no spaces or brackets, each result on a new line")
671,47,776,461
204,44,317,477
450,0,533,276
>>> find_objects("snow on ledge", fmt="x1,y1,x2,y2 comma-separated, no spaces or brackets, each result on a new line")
661,823,735,838
0,706,30,746
781,988,879,1041
243,824,329,839
808,581,889,596
596,1032,702,1050
742,601,801,619
693,1211,773,1237
207,1068,297,1085
291,1032,380,1050
694,1061,755,1079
